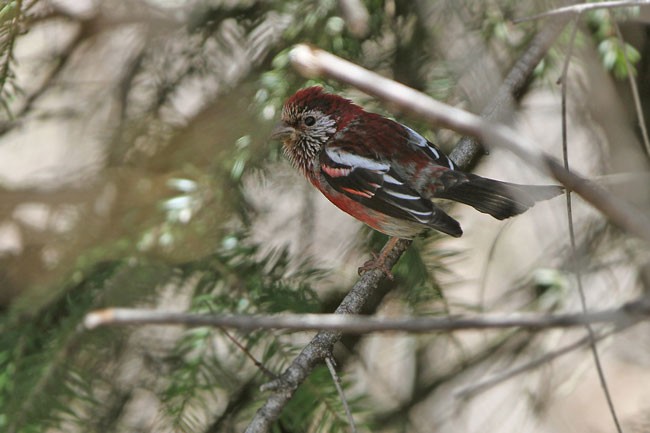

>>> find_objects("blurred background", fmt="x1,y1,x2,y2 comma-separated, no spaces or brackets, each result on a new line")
1,0,650,432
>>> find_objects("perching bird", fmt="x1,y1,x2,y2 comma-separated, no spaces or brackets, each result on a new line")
272,86,561,240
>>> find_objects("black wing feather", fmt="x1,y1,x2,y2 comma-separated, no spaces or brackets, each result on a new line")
320,148,462,237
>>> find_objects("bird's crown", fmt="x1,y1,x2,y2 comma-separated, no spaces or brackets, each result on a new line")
283,86,361,120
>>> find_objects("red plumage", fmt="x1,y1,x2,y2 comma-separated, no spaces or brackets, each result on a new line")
272,86,561,239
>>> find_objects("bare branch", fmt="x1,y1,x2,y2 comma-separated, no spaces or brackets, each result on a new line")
84,298,649,333
453,14,571,168
514,0,648,24
288,44,650,244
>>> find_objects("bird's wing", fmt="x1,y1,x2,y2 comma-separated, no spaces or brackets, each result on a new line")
320,146,462,236
393,121,564,217
398,124,458,170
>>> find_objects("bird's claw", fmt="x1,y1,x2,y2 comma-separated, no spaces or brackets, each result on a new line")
358,252,394,280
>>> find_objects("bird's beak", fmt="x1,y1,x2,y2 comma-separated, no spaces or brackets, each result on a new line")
270,123,295,141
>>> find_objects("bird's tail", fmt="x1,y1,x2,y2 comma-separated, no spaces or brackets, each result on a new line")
437,174,563,220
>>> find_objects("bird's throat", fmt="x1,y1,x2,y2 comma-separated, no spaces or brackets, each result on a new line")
284,138,320,173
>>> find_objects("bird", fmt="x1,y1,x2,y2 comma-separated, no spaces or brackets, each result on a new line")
272,86,561,272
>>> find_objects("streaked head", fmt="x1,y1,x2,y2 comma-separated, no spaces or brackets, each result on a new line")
272,86,361,171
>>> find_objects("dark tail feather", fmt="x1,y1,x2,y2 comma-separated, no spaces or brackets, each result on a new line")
438,174,563,220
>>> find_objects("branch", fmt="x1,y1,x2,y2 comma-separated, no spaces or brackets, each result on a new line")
84,298,650,333
514,0,648,24
289,44,650,244
452,14,571,168
244,238,411,433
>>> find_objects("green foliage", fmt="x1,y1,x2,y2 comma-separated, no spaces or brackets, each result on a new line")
0,0,24,117
0,230,330,432
479,0,522,44
588,8,641,79
156,234,332,431
0,261,124,432
598,37,640,79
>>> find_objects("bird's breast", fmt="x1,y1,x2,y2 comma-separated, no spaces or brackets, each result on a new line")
308,171,424,239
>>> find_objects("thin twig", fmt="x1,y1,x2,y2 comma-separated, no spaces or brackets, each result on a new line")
560,17,624,433
454,324,628,399
514,0,648,24
325,356,358,433
84,299,649,333
612,19,650,157
222,329,277,380
289,44,650,244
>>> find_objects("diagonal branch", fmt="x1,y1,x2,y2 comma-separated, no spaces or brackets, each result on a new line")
290,44,650,243
244,238,411,433
454,14,572,168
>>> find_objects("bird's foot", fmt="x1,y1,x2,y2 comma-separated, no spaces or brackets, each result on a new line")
358,251,394,280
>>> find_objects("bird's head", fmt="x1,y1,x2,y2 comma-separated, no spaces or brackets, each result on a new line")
272,86,362,172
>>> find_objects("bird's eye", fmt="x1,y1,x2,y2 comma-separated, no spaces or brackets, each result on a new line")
303,115,316,126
